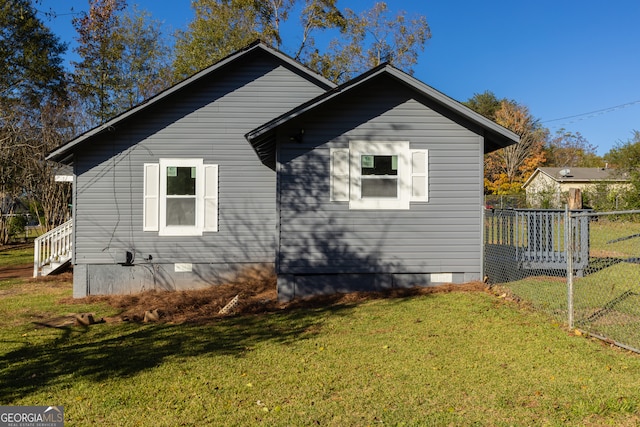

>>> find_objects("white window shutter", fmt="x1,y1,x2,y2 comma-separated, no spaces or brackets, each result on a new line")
143,163,160,231
330,148,350,201
203,164,219,232
411,149,428,202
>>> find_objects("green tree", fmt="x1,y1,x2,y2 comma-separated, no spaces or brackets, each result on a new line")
305,2,429,82
173,0,264,79
72,0,172,126
604,131,640,209
72,0,126,124
0,0,70,242
545,129,601,167
463,91,502,120
0,0,66,107
604,131,640,175
292,0,346,61
172,0,430,83
113,7,173,109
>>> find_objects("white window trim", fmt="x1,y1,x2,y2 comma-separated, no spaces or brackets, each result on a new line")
330,142,429,209
350,141,411,210
159,158,203,236
143,159,218,236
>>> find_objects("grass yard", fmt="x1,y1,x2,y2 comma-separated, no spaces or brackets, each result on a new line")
0,243,34,268
2,262,640,425
495,217,640,351
589,219,640,258
504,260,640,349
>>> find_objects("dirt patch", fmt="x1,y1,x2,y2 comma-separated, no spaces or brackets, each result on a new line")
591,249,628,259
0,243,32,252
0,263,33,280
0,243,53,280
60,267,489,325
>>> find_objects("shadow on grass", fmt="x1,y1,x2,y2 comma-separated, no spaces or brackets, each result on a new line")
584,257,624,276
0,304,354,402
0,280,485,402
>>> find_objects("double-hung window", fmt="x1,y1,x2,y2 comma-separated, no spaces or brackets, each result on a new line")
331,141,428,210
361,154,399,198
165,161,197,227
143,159,218,236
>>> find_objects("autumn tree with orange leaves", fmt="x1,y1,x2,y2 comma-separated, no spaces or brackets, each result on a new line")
465,92,547,194
486,100,547,194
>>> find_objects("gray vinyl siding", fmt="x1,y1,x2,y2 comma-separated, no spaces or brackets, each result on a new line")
277,77,484,278
73,52,327,270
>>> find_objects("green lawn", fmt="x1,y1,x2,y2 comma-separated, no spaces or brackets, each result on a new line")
495,218,640,351
2,277,640,425
590,219,640,258
504,260,640,350
0,244,33,267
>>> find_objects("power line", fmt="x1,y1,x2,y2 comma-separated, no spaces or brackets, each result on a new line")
542,99,640,124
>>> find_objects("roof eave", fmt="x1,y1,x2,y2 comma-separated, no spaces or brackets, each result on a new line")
247,64,520,164
382,67,520,149
47,41,336,164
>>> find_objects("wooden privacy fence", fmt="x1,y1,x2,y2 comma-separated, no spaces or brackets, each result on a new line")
484,209,590,280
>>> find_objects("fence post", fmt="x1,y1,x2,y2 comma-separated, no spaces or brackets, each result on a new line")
566,205,574,329
33,237,40,277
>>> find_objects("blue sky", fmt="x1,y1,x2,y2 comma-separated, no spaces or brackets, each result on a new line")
37,0,640,156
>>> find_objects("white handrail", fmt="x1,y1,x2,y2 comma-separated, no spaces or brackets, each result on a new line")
33,219,73,277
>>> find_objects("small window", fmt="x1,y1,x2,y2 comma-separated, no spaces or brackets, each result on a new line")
350,141,410,210
166,166,197,226
330,141,428,209
361,155,398,198
143,159,218,236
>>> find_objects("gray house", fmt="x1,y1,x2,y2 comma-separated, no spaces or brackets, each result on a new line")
43,41,518,299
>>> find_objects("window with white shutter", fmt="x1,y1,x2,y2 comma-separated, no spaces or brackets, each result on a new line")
143,159,218,236
330,148,350,201
410,149,428,202
143,163,159,231
330,142,429,209
203,164,218,232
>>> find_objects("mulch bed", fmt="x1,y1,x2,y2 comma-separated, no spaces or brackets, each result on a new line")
4,259,488,325
64,275,488,324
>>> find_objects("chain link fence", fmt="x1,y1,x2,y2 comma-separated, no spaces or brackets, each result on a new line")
484,194,527,209
485,190,629,211
485,208,640,353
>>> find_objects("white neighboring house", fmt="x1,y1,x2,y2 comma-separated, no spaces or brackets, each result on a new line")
522,167,629,208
